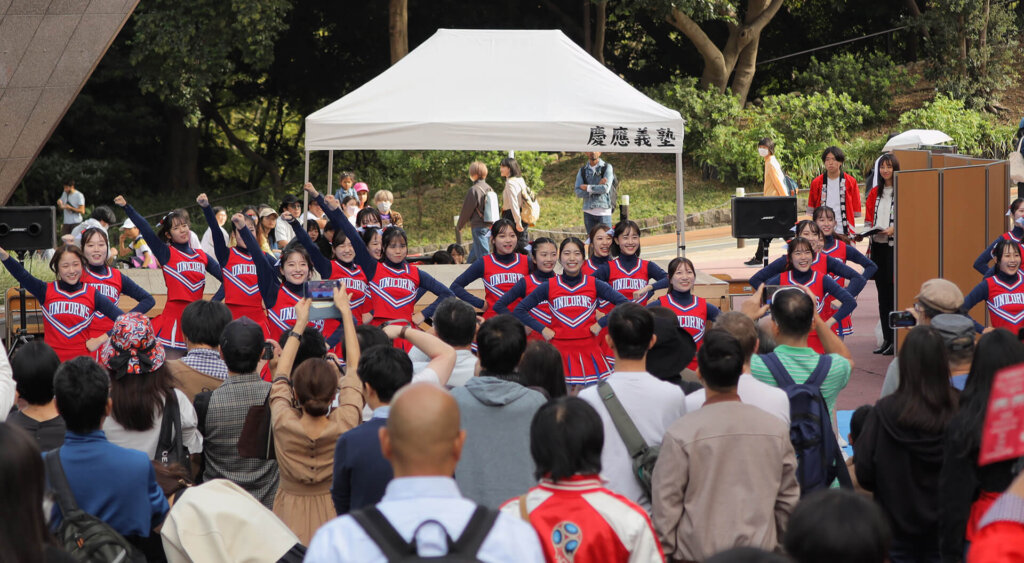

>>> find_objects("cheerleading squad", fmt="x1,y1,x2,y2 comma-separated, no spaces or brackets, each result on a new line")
6,182,1024,387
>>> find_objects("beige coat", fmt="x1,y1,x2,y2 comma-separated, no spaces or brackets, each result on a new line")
652,399,799,562
763,155,788,197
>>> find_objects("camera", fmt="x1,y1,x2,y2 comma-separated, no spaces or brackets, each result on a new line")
889,311,917,329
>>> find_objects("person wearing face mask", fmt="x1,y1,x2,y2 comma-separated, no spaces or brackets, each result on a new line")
341,196,360,226
974,198,1024,275
746,138,790,266
649,257,720,371
373,190,403,228
961,238,1024,334
494,237,558,341
115,196,223,358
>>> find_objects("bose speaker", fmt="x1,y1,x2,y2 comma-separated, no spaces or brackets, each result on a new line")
731,197,798,239
0,207,57,251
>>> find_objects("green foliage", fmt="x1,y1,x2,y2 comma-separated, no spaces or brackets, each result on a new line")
898,94,1017,158
644,77,742,154
843,136,887,180
792,51,911,123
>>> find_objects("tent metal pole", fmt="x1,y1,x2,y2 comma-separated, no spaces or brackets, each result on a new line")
303,150,310,219
327,150,334,195
676,150,685,257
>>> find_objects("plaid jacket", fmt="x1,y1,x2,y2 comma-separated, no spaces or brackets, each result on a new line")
202,373,279,507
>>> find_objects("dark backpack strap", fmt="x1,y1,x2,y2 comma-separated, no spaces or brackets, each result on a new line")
760,353,796,388
452,506,500,556
156,391,186,467
194,390,212,436
44,448,80,515
804,355,834,390
598,381,649,458
350,507,415,560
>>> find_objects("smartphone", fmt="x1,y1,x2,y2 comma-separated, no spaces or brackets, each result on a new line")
761,285,781,305
889,311,917,329
261,342,274,361
304,279,340,301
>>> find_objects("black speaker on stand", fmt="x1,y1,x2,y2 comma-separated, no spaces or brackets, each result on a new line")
0,207,57,357
731,197,798,267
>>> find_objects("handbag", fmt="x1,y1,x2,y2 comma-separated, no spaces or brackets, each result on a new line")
237,389,276,459
1010,137,1024,183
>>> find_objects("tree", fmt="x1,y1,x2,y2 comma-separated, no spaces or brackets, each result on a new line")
389,0,409,64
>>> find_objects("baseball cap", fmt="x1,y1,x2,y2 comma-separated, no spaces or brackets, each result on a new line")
220,317,265,360
930,314,977,351
259,207,278,219
353,182,369,193
916,279,964,314
120,219,135,230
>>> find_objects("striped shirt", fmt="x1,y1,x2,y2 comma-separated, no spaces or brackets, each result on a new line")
750,345,851,418
202,373,279,507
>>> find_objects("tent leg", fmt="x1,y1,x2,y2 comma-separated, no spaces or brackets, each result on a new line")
327,150,334,196
303,150,311,218
676,151,685,257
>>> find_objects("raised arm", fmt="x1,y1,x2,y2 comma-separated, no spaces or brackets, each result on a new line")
749,256,788,289
234,215,279,308
0,249,48,301
198,194,230,266
974,238,999,275
826,257,867,298
285,213,332,279
114,196,169,265
493,278,527,316
448,258,486,310
305,183,377,278
514,282,550,334
120,275,155,314
382,324,456,386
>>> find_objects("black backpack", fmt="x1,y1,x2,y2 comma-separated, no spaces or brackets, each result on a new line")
45,449,145,563
351,505,499,562
580,163,619,207
761,353,852,495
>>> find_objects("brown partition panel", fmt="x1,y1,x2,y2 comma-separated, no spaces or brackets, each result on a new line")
970,158,998,166
941,166,989,326
895,169,941,350
988,161,1012,240
944,155,974,168
931,154,947,168
893,150,932,171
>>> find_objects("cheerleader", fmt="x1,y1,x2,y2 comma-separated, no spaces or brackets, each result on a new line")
115,196,222,356
198,195,274,336
0,245,124,361
649,257,720,371
962,238,1024,334
306,183,454,349
814,206,879,336
493,237,558,340
449,218,530,319
595,220,668,304
359,226,383,261
761,236,857,353
582,224,613,275
514,237,627,387
973,198,1024,275
79,227,155,354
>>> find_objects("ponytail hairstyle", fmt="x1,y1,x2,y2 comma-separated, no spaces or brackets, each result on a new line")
785,237,816,272
610,219,642,258
1009,198,1024,218
278,241,312,282
531,237,557,260
156,209,191,243
812,206,852,244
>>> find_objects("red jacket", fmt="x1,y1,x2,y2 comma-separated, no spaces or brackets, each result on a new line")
807,173,861,229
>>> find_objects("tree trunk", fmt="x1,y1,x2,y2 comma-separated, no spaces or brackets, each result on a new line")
389,0,408,65
200,102,283,189
592,0,606,64
980,0,990,75
731,33,761,105
958,14,967,74
582,0,591,54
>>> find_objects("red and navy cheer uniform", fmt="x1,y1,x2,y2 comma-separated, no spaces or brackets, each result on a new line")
494,270,555,341
582,256,610,276
962,270,1024,333
651,289,720,371
203,205,274,337
765,268,856,353
450,252,530,319
974,225,1024,275
514,273,627,386
121,204,222,350
81,264,155,356
820,235,878,336
1,257,124,361
594,254,668,362
320,194,454,350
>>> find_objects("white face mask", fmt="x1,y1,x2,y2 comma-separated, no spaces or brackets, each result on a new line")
346,206,359,217
377,202,391,213
758,148,770,157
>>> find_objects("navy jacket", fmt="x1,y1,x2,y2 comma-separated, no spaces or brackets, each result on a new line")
331,416,392,515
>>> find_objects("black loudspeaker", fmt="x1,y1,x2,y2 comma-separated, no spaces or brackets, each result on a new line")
731,197,798,239
0,207,56,251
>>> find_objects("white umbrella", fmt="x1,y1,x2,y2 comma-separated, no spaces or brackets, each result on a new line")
883,129,954,151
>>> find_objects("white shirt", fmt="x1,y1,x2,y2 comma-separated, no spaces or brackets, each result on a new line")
824,176,843,233
0,340,13,422
412,367,441,385
189,231,202,252
274,220,295,246
410,348,477,387
684,374,791,424
201,226,229,260
102,389,203,457
872,186,895,244
306,477,545,563
578,371,687,511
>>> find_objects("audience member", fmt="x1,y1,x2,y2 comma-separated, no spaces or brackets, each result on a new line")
652,330,798,561
447,243,467,264
574,151,615,234
968,469,1024,561
501,397,663,562
200,205,229,259
332,345,413,515
855,325,958,562
381,323,457,386
784,489,891,563
517,340,568,399
270,294,364,544
47,357,168,541
99,313,202,465
411,297,477,387
8,340,66,450
457,161,496,262
275,194,302,249
166,300,232,401
202,318,279,507
847,404,873,497
684,312,790,423
706,548,790,563
431,249,455,264
0,423,76,563
453,315,545,508
69,205,117,246
306,383,544,562
940,329,1024,561
579,303,687,510
373,190,403,228
645,307,699,391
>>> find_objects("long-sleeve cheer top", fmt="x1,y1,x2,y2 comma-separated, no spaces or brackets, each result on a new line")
763,268,857,322
512,273,627,334
961,269,1024,333
822,235,879,282
650,288,722,320
493,270,556,316
974,226,1024,276
2,257,124,320
120,204,223,283
202,205,277,303
750,254,868,298
84,263,155,314
592,253,667,288
448,251,533,309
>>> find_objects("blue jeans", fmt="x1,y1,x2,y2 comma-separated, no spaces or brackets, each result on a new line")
469,227,491,262
583,213,613,237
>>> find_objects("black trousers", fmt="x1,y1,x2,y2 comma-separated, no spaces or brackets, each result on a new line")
871,241,895,343
754,237,773,260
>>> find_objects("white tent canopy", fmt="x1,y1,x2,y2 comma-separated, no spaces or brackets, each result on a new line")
304,29,688,253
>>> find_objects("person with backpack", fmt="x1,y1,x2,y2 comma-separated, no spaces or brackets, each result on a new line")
855,326,959,563
305,382,545,562
652,329,799,561
457,161,498,262
575,151,616,235
499,156,531,251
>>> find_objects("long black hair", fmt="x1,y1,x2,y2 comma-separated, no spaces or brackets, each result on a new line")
0,425,50,563
893,326,958,433
530,397,602,481
278,241,312,282
951,329,1024,455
